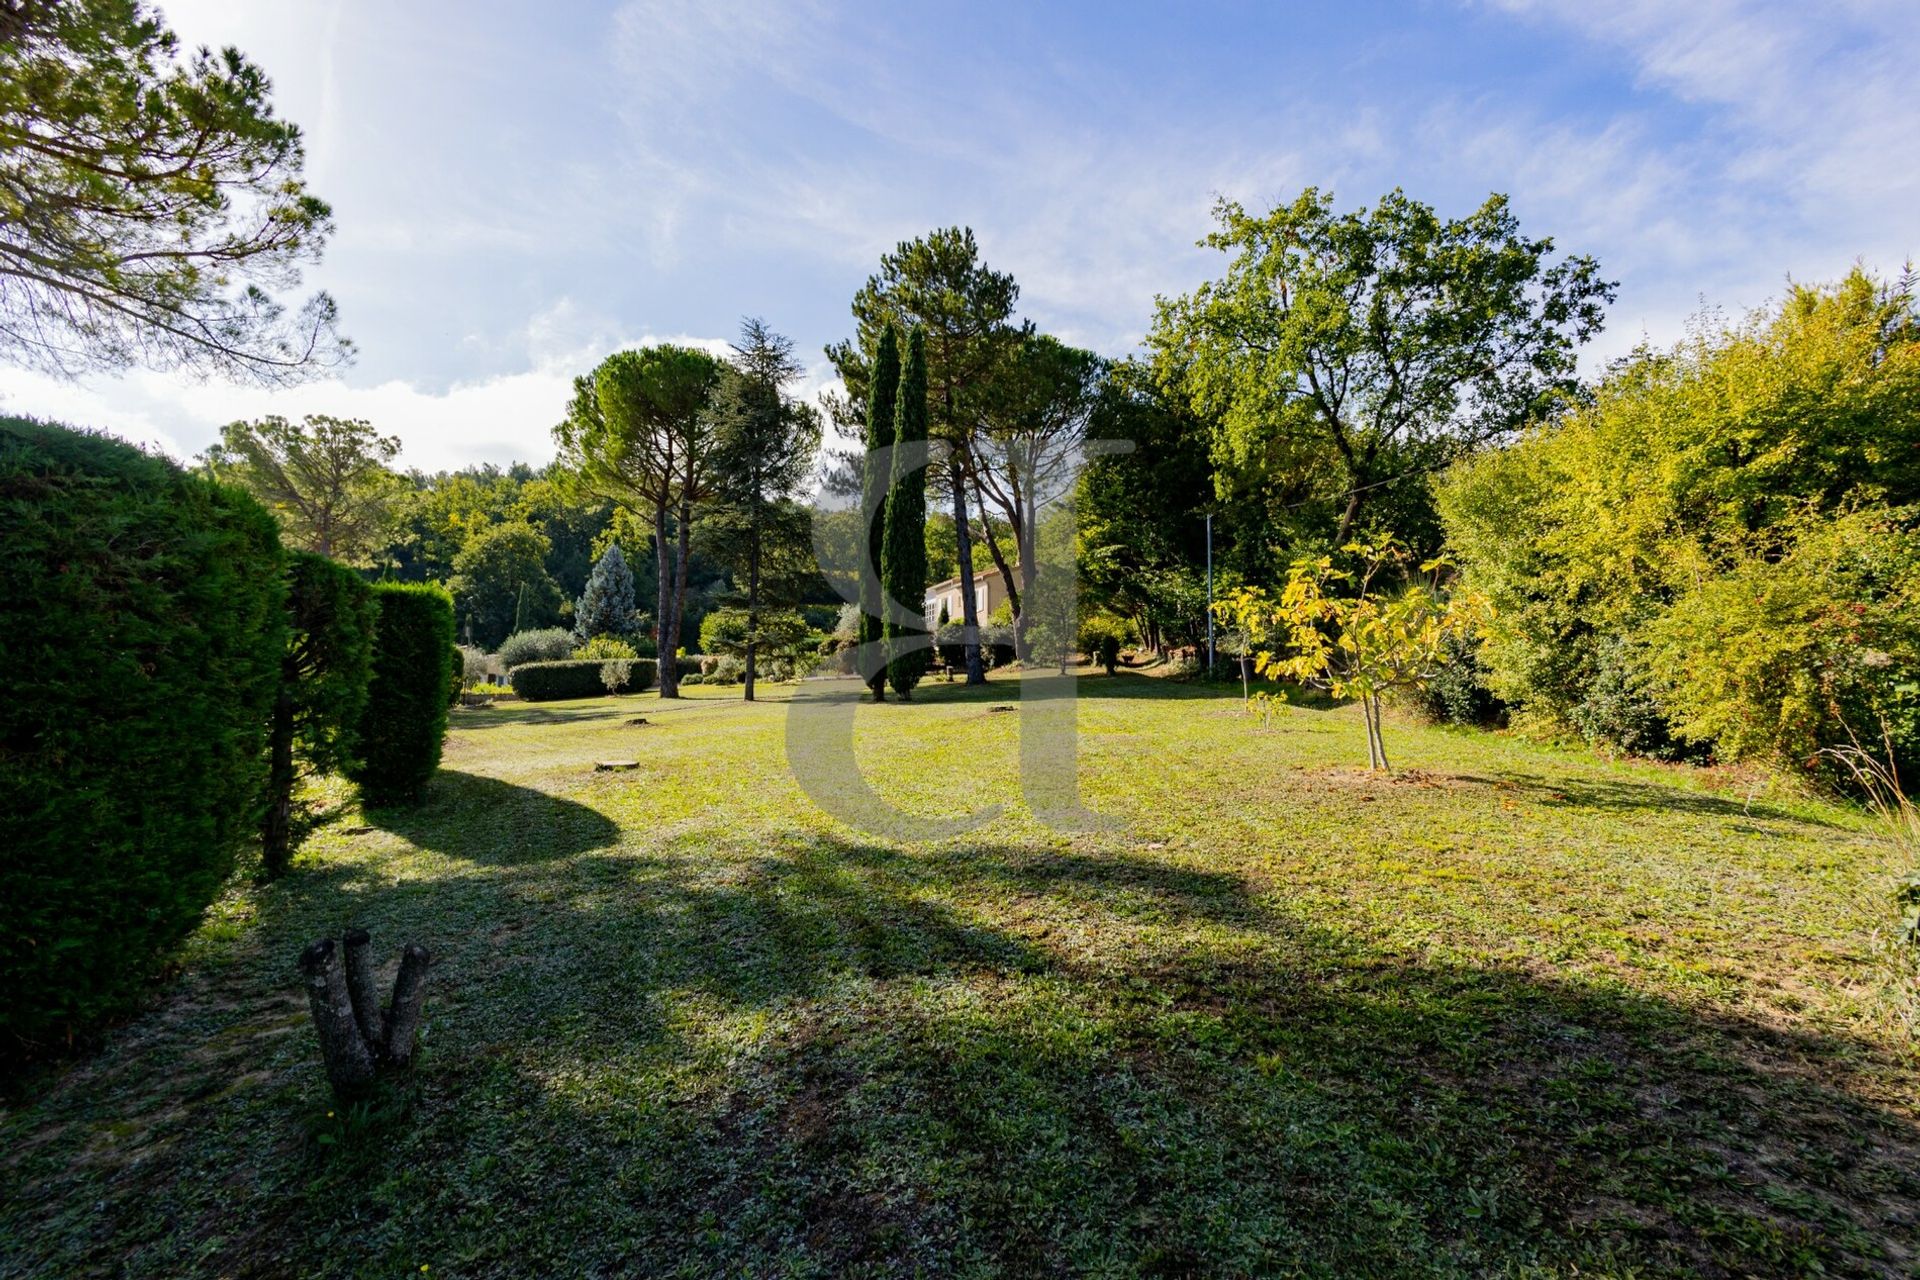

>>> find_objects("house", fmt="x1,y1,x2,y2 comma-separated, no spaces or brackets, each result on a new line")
924,563,1015,628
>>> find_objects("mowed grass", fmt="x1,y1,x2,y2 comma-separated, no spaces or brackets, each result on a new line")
4,673,1919,1278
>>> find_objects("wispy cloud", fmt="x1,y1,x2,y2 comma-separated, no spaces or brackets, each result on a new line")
7,0,1913,470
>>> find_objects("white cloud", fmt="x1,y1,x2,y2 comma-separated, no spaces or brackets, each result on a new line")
0,302,740,474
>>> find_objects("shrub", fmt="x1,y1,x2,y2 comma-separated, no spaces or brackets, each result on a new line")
1645,507,1920,778
263,552,376,877
458,644,500,688
573,634,638,661
700,607,750,654
1399,630,1506,728
510,658,657,700
936,621,1015,670
497,627,576,669
1566,635,1695,761
1078,614,1132,674
0,418,285,1050
350,583,455,806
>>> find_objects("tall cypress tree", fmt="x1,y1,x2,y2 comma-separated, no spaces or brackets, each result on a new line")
859,325,901,701
884,326,931,699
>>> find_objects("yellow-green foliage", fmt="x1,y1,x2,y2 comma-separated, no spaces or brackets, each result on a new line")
1440,270,1920,771
1643,508,1920,775
572,634,639,661
1217,537,1488,769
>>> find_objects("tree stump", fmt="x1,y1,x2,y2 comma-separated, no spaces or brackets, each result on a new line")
300,930,432,1099
341,928,386,1055
383,944,431,1070
299,939,376,1098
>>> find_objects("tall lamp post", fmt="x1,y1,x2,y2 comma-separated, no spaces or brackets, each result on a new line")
1205,512,1214,671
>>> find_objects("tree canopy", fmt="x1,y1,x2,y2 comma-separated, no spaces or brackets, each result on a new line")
0,0,347,381
1439,268,1920,776
1152,188,1614,551
204,415,403,564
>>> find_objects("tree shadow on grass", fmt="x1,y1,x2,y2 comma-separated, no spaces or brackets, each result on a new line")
448,701,628,731
1466,770,1848,830
8,833,1919,1279
366,769,621,866
909,669,1246,706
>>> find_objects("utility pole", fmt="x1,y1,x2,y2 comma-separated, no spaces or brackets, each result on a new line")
1205,513,1215,671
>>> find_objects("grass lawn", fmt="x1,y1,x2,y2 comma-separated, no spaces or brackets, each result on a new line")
4,673,1919,1278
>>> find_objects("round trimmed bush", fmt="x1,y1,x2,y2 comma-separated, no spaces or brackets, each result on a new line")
350,582,455,806
496,627,575,670
0,417,286,1051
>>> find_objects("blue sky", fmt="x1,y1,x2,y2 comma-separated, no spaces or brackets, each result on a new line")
4,0,1914,470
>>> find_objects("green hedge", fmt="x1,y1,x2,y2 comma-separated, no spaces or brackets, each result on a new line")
0,417,286,1051
263,552,376,877
510,658,657,701
349,582,454,806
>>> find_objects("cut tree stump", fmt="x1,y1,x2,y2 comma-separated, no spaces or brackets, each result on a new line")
383,944,431,1069
299,930,432,1099
594,760,639,771
299,939,376,1098
341,928,386,1055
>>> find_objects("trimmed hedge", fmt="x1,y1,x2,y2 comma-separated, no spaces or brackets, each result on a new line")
349,582,455,806
510,658,657,701
0,417,286,1050
263,551,377,877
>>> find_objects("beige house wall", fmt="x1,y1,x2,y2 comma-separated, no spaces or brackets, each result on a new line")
924,564,1014,628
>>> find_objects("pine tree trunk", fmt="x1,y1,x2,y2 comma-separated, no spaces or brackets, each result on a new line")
952,456,985,685
299,939,376,1098
653,497,678,697
671,500,693,693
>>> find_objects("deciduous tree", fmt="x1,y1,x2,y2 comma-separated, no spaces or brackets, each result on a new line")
1218,538,1488,771
447,521,560,650
1153,189,1613,549
968,334,1104,649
